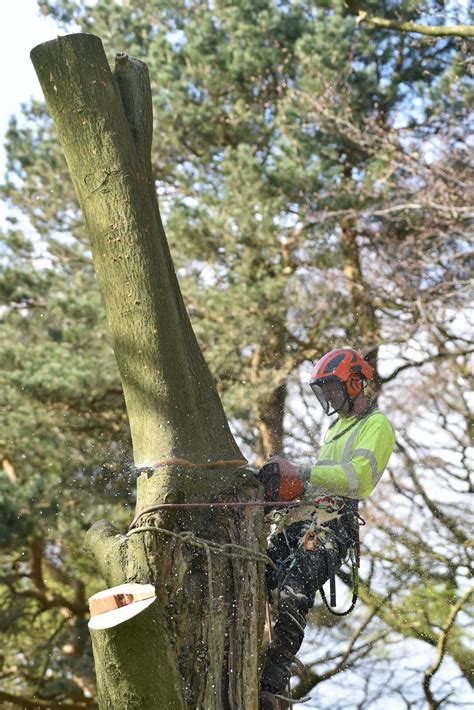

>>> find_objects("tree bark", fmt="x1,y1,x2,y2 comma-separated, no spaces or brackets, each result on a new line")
254,383,287,464
31,33,240,468
250,332,288,464
31,33,265,709
340,219,381,387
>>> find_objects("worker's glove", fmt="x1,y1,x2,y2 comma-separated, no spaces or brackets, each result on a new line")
258,456,306,503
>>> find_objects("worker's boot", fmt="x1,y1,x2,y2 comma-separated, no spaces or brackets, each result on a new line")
260,577,311,699
260,643,294,698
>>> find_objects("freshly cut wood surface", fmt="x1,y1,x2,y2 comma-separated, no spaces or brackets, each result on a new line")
89,583,155,616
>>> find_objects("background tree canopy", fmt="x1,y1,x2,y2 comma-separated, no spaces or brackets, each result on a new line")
0,1,472,708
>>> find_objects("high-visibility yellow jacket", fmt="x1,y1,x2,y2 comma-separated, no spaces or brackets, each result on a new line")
306,408,395,500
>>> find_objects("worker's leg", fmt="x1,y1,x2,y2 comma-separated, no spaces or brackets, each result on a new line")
264,529,293,599
260,544,329,696
260,527,351,697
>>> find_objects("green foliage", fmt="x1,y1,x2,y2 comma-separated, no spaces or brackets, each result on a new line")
0,474,58,543
1,0,472,706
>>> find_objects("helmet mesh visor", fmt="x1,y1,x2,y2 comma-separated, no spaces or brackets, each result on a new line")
310,382,330,414
310,377,347,415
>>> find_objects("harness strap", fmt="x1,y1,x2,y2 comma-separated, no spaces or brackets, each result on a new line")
316,545,359,616
329,570,337,608
319,584,358,617
303,498,361,615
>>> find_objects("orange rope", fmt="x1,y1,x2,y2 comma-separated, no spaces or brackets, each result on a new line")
151,457,248,469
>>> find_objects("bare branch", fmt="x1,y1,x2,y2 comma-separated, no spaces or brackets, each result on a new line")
344,1,474,38
423,587,474,707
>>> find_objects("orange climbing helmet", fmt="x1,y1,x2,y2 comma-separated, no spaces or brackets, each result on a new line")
310,348,373,415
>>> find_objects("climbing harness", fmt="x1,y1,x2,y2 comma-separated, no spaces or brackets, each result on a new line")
268,495,362,616
316,546,359,617
302,498,361,616
303,529,318,552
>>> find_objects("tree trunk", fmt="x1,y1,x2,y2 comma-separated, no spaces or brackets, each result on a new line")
254,383,287,464
31,33,265,709
250,333,288,464
340,219,381,387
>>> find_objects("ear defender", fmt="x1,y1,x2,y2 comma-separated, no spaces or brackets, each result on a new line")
346,373,363,397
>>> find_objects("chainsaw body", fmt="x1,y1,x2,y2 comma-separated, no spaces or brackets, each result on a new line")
258,462,305,502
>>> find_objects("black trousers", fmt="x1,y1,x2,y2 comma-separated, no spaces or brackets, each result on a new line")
260,508,356,695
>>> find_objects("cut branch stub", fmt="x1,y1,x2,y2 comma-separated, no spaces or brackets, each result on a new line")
30,33,242,467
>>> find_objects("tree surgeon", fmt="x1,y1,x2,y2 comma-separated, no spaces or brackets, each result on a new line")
258,348,395,708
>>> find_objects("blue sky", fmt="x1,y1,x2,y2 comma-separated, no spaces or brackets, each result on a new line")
0,0,61,175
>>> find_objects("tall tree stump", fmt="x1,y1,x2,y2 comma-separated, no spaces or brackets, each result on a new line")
31,33,265,709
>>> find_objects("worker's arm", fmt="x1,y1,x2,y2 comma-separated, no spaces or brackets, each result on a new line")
308,417,395,500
